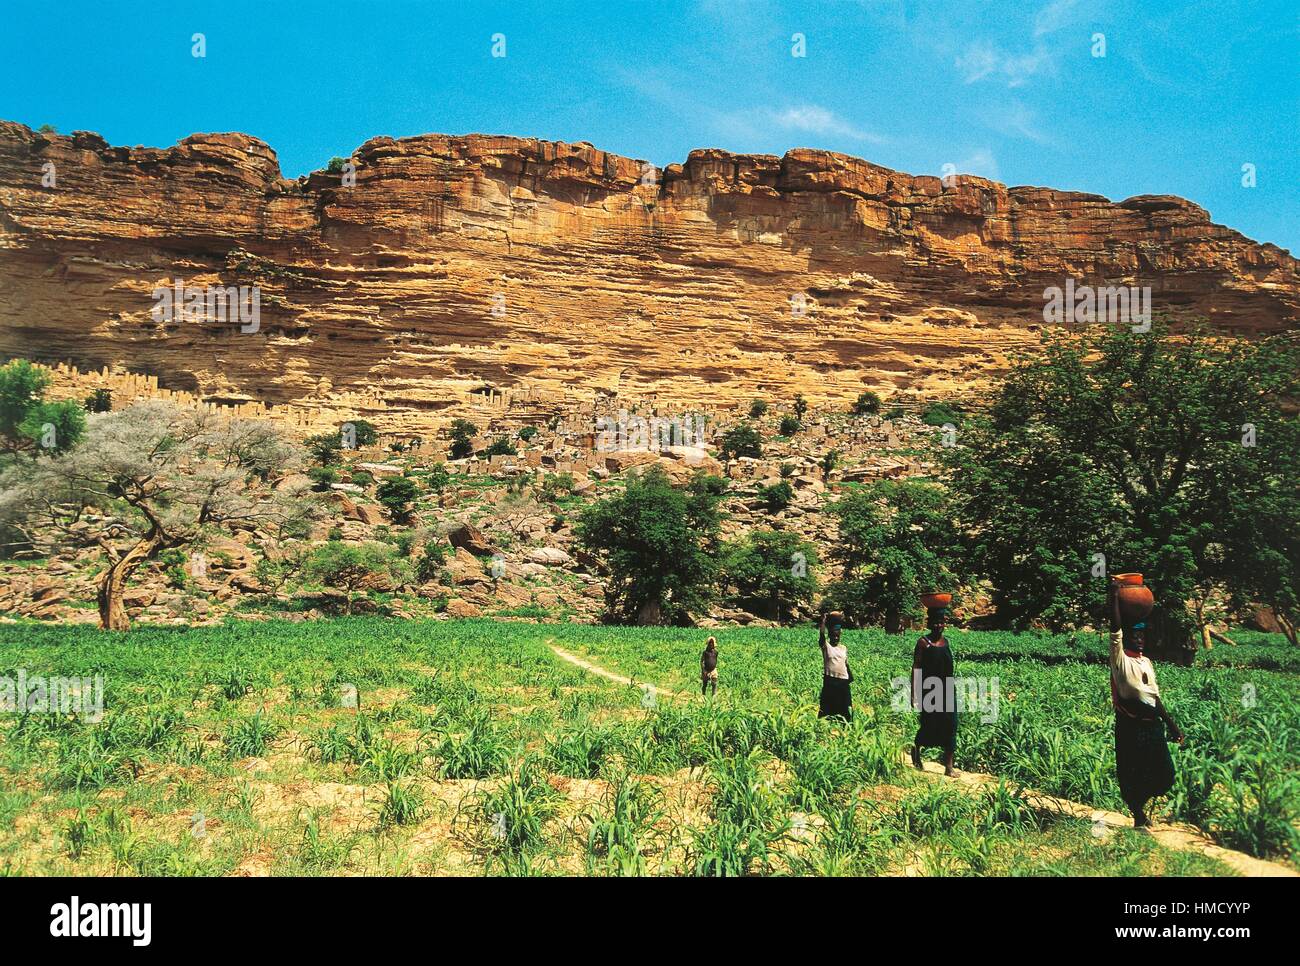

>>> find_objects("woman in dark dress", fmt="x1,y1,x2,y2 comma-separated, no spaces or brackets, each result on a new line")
911,609,957,776
1107,582,1183,828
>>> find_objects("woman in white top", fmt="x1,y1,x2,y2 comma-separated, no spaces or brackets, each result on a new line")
817,611,852,721
1108,582,1183,829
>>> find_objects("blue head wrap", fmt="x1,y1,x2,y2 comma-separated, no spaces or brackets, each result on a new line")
1130,621,1146,630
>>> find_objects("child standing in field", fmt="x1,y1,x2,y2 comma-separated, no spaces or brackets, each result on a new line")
701,636,718,697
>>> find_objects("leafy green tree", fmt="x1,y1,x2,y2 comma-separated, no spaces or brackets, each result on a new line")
748,399,768,419
305,431,343,466
778,414,802,436
424,462,451,494
721,529,817,622
945,323,1300,658
326,156,347,173
852,391,882,416
484,437,518,457
576,465,723,625
518,426,538,442
376,476,421,524
84,388,112,413
0,359,85,457
539,471,576,503
305,541,412,614
307,466,338,491
793,394,808,421
344,419,379,447
820,450,840,480
922,402,964,427
826,480,964,633
448,419,477,460
719,423,763,460
757,481,793,513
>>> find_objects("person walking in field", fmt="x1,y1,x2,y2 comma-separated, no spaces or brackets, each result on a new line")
1108,582,1184,829
817,611,852,721
911,608,958,777
700,636,719,697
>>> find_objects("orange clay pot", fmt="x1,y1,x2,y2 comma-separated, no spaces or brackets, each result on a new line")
1116,584,1154,623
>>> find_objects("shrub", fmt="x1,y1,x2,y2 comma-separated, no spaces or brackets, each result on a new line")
852,391,881,416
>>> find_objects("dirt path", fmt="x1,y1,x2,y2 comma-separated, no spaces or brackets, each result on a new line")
548,643,1297,878
548,642,682,699
905,756,1296,877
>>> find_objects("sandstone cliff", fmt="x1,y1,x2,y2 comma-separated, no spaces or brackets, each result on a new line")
1,121,1296,433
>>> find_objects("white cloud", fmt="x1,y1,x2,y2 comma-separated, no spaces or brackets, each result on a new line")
769,105,883,143
956,39,1053,87
953,148,1000,181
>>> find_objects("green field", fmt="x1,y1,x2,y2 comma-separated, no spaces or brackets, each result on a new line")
1,619,1296,876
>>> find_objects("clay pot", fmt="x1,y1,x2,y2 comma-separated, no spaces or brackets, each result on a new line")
1116,583,1154,623
1113,573,1144,586
920,592,952,609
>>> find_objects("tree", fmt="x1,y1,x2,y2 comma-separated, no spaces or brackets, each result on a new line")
720,423,763,460
820,450,840,481
826,480,965,633
748,399,768,419
305,431,343,466
0,359,85,458
376,476,421,524
326,156,348,173
518,426,538,442
793,394,808,421
344,419,379,448
945,324,1300,659
852,391,881,416
922,402,964,427
424,462,451,495
0,402,315,630
757,481,793,513
84,388,113,413
448,419,477,460
721,529,817,622
576,465,723,625
484,437,518,457
305,541,412,614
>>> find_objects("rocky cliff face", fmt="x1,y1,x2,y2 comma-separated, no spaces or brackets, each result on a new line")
1,120,1296,432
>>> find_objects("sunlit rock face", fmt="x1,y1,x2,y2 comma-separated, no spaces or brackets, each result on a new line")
1,121,1296,432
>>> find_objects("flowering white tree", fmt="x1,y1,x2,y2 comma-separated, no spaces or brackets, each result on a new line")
0,401,315,630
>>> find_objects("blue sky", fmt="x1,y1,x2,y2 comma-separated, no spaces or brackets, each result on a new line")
3,0,1296,252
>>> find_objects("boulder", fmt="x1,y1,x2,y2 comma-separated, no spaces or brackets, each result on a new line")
447,522,495,556
524,547,571,567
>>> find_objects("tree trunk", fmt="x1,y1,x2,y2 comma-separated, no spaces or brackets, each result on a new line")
636,598,662,626
1277,611,1298,648
885,605,902,634
97,534,163,631
1193,598,1211,650
1147,605,1196,666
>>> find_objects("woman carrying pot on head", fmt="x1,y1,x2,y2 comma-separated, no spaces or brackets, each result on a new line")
817,611,853,721
911,607,958,777
1108,580,1184,830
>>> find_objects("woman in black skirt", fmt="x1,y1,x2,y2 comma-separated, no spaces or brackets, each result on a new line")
1107,583,1183,828
817,611,852,721
911,608,957,776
